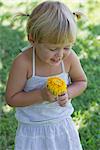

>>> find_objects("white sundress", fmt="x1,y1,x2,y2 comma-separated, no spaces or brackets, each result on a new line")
14,46,83,150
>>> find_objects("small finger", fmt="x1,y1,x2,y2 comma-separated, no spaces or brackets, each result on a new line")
59,102,67,107
58,100,67,106
59,98,66,101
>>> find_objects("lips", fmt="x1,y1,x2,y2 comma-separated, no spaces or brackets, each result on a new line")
51,59,60,63
50,58,62,65
51,58,61,62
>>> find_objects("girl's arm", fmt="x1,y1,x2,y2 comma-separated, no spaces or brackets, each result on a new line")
6,54,44,107
65,50,87,99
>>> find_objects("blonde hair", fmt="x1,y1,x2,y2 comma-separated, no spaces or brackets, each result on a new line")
26,1,78,45
17,1,83,45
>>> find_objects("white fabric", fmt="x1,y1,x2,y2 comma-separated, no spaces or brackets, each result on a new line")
15,46,83,150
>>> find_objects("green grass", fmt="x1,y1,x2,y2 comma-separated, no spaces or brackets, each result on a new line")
0,0,100,150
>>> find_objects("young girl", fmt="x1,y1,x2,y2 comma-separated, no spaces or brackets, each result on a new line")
6,1,87,150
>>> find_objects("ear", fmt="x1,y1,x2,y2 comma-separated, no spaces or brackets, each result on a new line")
28,34,34,44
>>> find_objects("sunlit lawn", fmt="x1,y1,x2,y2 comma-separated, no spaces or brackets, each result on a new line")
0,0,100,150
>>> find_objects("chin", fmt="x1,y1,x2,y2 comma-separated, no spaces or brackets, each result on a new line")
50,61,61,66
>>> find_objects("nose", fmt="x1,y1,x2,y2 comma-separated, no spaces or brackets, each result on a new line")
55,49,63,58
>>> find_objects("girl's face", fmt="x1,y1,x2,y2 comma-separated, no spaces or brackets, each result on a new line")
35,42,71,66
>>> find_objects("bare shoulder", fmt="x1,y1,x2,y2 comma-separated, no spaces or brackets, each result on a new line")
14,48,31,66
64,49,79,64
6,48,32,99
63,49,78,72
64,49,87,82
12,48,32,74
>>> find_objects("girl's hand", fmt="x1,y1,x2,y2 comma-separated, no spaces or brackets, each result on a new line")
41,86,56,102
57,92,69,107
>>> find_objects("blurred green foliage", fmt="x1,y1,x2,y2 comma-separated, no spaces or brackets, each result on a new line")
0,0,100,149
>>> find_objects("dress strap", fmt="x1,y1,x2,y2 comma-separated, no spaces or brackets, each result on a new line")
61,61,71,86
61,61,66,73
32,47,35,76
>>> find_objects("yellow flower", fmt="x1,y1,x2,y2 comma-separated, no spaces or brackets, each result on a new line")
47,77,67,96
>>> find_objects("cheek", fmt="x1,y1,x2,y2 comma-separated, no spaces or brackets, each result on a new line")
44,51,54,60
39,51,51,61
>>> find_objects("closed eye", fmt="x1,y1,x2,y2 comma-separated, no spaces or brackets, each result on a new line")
49,47,70,51
64,47,69,50
49,48,56,51
64,47,70,51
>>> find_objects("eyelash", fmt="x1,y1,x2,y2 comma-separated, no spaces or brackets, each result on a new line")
49,49,56,51
49,47,70,51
